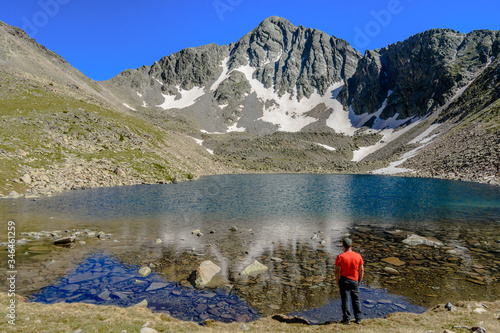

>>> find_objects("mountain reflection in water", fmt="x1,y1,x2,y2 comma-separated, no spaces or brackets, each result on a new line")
1,174,499,322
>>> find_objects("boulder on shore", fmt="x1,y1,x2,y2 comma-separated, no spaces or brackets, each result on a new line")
195,260,223,288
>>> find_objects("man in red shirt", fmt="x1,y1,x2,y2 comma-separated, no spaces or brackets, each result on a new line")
335,238,364,325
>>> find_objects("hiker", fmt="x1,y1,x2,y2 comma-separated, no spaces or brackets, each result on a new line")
335,237,364,325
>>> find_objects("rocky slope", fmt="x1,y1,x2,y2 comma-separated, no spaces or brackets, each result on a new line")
340,29,500,120
401,56,500,183
0,21,231,197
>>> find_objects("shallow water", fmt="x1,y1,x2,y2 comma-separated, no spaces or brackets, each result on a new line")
1,174,499,323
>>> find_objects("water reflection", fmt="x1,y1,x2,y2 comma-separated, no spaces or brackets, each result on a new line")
1,174,499,321
29,254,260,323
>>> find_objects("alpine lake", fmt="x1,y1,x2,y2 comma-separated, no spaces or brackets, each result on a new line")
1,174,499,324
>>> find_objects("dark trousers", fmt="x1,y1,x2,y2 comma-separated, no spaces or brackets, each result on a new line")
339,276,362,321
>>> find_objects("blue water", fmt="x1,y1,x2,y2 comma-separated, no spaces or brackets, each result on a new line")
29,253,425,324
3,174,499,324
29,254,259,323
6,174,499,229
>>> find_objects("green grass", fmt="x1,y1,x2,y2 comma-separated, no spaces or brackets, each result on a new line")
0,72,193,195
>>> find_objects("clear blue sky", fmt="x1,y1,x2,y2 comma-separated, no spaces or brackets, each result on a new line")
1,0,499,81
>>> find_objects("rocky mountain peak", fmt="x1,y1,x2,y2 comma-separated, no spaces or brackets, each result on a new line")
341,28,500,122
228,16,361,100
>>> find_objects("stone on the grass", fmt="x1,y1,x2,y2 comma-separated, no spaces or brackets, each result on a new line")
445,302,456,311
133,299,148,307
140,328,159,333
20,174,32,183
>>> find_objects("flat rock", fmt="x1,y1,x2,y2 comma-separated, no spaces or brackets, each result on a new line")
402,234,443,247
240,260,268,277
381,257,406,266
146,282,168,291
272,314,310,325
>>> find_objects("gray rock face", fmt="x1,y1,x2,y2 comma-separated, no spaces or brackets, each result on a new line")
152,43,229,92
106,16,362,134
341,29,500,121
229,16,361,100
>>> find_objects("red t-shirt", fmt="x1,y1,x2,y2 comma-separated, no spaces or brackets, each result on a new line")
335,251,364,281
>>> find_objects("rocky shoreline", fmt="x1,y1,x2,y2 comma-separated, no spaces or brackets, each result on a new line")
4,218,499,319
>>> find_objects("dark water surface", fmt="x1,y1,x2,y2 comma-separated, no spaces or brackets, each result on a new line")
1,174,499,323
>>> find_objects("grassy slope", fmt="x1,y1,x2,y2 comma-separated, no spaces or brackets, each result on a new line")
1,293,499,333
0,70,228,196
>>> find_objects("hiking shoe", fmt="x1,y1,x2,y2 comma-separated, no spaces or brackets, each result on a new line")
355,318,362,324
340,319,350,325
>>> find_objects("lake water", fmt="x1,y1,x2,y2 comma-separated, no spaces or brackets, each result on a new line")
1,174,499,324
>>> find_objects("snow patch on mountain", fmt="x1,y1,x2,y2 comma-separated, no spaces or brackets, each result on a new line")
227,123,246,133
188,136,214,155
237,65,354,134
210,57,230,92
157,86,206,110
372,124,442,174
315,143,336,151
123,103,136,111
351,119,422,162
349,92,415,130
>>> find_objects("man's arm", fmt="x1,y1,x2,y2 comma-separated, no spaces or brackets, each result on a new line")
358,264,364,284
335,265,341,285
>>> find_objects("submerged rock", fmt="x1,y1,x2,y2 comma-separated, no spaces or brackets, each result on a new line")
384,267,400,275
240,260,268,277
138,267,151,277
402,234,444,247
53,236,75,245
381,257,406,266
